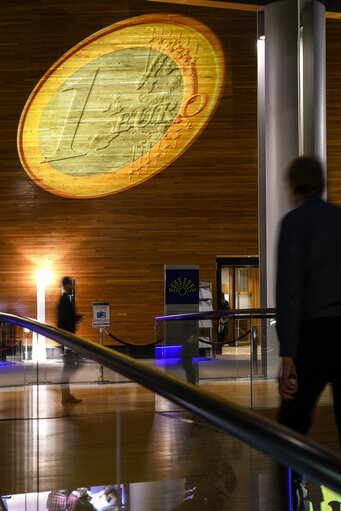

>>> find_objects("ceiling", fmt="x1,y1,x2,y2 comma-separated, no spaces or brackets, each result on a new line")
218,1,340,12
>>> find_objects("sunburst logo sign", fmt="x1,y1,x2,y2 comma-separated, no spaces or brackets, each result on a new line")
17,14,224,198
165,268,199,305
169,277,197,297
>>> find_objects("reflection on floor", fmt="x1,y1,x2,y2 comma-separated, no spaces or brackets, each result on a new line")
0,380,339,508
0,404,289,510
0,403,340,510
2,482,341,511
0,355,339,510
0,352,333,408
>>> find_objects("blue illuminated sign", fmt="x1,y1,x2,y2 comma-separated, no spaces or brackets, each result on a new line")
165,269,199,305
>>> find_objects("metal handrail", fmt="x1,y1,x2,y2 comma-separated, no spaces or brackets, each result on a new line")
0,311,340,494
155,308,277,321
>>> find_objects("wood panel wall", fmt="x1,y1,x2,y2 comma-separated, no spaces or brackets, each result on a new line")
2,2,340,347
0,0,259,346
326,18,341,203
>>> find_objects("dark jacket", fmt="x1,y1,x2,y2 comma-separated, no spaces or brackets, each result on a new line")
57,293,76,333
276,197,341,358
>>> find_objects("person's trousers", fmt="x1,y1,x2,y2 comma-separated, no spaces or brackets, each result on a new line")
61,350,81,389
278,317,341,443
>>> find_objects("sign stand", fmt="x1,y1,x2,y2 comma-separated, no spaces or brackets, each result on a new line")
100,327,104,383
92,302,111,384
163,264,200,386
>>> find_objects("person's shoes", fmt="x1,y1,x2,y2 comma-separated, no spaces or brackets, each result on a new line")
62,394,82,405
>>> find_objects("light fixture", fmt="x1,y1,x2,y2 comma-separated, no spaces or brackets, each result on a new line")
258,9,265,41
32,269,52,362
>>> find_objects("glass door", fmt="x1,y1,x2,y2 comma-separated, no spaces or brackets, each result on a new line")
216,256,260,393
217,257,259,346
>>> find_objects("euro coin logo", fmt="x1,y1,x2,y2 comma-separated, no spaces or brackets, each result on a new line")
18,14,224,198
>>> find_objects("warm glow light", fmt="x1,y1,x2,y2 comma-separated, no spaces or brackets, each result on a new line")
36,270,52,286
33,269,53,362
257,38,265,53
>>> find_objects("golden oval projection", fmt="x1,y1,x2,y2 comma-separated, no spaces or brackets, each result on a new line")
18,14,225,198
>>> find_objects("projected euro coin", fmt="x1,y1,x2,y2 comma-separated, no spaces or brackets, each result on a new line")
18,14,224,198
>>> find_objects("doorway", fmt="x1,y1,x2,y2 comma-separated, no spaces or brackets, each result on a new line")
216,256,259,346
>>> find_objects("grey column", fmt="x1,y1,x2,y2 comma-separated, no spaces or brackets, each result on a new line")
258,0,326,377
302,1,326,165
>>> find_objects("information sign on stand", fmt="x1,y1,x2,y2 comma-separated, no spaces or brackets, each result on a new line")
162,265,200,392
92,302,111,383
92,302,111,328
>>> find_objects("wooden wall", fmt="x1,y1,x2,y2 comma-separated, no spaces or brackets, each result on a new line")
327,18,341,203
0,0,259,345
1,1,340,346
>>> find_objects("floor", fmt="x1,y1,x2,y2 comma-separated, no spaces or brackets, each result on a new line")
0,356,339,510
0,383,290,510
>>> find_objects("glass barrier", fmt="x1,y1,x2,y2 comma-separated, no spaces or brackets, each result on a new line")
154,311,280,410
154,311,335,413
0,319,340,510
0,315,334,416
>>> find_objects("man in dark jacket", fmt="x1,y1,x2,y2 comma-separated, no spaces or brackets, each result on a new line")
58,276,77,333
58,276,82,405
276,156,341,440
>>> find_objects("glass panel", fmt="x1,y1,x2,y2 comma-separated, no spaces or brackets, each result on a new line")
156,311,339,413
235,268,260,310
221,268,231,305
248,315,334,413
0,322,340,511
0,322,35,422
249,315,280,410
156,315,256,409
155,312,290,411
238,268,249,293
220,266,260,311
2,313,308,417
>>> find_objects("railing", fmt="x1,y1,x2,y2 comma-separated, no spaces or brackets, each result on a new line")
155,308,277,321
0,311,340,496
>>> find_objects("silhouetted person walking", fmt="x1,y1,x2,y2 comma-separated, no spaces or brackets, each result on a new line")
276,156,341,441
58,276,82,405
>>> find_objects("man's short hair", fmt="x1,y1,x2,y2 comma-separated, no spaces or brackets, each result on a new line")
287,155,325,199
62,276,72,288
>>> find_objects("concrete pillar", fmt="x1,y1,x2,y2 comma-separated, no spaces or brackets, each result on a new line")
258,0,326,377
302,1,326,163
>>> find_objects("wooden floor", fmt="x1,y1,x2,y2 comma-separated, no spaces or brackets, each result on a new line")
0,378,339,510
